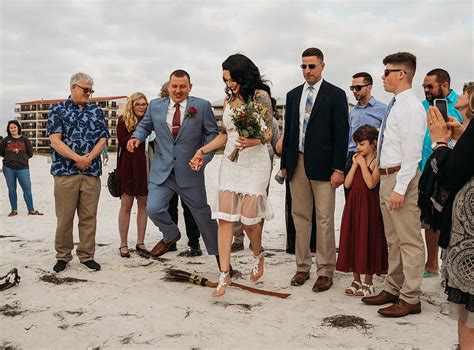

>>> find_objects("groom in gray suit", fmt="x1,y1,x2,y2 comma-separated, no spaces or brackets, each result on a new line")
127,70,219,257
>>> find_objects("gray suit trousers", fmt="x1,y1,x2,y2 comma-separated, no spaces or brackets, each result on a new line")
146,171,218,255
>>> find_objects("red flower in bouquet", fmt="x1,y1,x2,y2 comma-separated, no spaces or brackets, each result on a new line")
227,101,269,162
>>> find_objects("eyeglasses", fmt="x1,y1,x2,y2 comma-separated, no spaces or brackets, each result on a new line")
74,84,95,95
300,63,322,70
349,84,370,92
422,83,440,90
134,103,148,108
383,69,405,77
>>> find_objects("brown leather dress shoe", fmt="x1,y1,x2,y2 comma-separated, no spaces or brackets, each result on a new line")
291,272,310,286
150,233,181,257
312,276,333,292
361,290,399,305
378,299,421,317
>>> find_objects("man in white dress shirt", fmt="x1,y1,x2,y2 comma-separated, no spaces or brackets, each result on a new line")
361,52,426,318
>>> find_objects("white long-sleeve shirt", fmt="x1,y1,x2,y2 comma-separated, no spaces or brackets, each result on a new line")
379,88,426,195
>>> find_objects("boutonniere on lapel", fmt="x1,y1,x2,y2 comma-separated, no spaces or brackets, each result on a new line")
186,106,197,118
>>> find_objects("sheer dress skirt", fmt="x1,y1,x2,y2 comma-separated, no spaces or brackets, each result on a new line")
212,142,274,226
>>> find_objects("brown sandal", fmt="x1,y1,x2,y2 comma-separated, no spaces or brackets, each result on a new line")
119,246,130,258
28,210,43,216
136,244,150,259
8,211,18,217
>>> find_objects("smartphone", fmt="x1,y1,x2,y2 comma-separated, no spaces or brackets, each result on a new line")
434,98,449,122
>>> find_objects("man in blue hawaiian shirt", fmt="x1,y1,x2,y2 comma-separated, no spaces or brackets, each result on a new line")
420,68,463,279
47,72,109,273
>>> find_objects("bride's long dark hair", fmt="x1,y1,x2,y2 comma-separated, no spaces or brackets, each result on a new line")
222,54,277,114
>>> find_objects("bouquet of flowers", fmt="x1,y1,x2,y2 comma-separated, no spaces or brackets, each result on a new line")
228,101,269,162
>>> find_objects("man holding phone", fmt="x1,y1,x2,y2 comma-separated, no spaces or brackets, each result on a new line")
420,68,463,279
421,69,462,171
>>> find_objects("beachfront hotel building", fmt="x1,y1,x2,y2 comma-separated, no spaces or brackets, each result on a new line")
14,96,127,152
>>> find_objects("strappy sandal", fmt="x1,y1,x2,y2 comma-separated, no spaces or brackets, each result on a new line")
136,244,150,259
8,211,18,217
212,271,231,298
354,283,375,297
344,280,362,296
28,210,43,216
250,251,264,282
119,246,130,258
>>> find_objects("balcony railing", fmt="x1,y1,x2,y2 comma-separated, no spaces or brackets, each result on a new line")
20,105,37,111
21,122,37,129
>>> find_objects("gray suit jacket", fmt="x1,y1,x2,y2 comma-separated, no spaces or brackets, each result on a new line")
132,96,218,188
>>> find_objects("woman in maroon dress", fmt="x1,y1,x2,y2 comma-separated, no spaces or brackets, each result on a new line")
117,92,149,258
336,124,388,296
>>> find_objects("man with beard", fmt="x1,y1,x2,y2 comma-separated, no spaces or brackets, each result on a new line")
420,68,463,279
345,72,387,196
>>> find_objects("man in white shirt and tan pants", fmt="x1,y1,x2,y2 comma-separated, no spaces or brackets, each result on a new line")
362,52,426,317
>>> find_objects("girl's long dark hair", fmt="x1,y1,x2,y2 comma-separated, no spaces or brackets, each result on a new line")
222,54,277,115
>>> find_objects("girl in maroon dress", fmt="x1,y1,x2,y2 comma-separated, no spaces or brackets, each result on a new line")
117,92,150,258
336,124,388,297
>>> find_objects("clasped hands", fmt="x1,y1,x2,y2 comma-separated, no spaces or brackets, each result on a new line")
351,152,367,167
75,154,92,170
189,150,205,171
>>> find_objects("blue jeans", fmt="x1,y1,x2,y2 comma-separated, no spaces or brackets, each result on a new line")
3,165,35,212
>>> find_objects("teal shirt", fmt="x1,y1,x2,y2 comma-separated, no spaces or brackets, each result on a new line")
420,89,462,171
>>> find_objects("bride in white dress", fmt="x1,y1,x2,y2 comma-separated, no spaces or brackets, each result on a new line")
190,54,276,297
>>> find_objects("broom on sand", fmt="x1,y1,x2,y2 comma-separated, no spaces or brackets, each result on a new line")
163,268,291,299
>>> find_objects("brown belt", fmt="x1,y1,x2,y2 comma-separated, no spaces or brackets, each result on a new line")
378,165,401,175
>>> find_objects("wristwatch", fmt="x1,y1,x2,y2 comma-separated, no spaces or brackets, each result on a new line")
431,141,448,150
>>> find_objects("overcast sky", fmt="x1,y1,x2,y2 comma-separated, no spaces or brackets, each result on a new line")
0,0,472,129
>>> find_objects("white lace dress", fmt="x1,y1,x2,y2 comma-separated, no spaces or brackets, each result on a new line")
211,104,274,225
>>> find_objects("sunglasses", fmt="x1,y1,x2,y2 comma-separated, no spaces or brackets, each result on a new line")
422,83,440,90
383,69,405,77
349,84,370,92
300,63,322,70
74,84,95,94
134,103,148,108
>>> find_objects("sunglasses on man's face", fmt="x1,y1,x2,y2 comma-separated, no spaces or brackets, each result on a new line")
422,83,440,90
349,84,370,92
75,84,95,95
300,63,322,70
383,69,405,77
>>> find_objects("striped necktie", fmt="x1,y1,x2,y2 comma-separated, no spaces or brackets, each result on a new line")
376,97,396,167
300,86,315,152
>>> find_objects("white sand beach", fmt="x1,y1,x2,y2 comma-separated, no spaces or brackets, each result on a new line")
0,154,456,349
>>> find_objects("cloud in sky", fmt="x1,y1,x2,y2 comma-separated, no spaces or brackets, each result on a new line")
0,0,472,127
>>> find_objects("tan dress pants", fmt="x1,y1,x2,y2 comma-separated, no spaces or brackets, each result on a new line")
54,174,101,262
380,170,424,304
290,153,336,276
